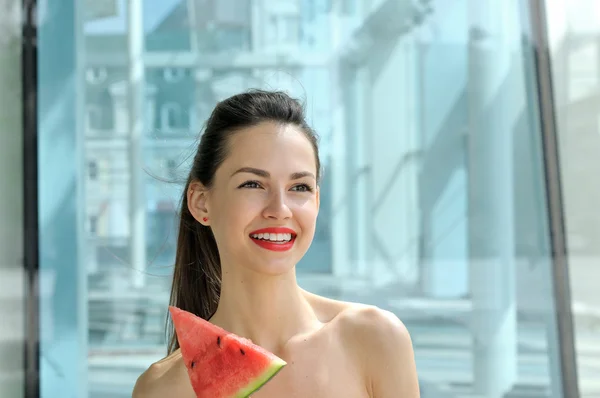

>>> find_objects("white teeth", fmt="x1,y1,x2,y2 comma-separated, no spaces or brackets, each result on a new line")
250,232,293,242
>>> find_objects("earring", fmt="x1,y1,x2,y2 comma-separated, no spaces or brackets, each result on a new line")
202,217,208,222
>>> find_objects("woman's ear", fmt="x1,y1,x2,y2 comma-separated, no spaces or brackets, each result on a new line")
187,181,210,226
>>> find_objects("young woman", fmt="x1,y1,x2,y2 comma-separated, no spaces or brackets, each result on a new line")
133,90,420,397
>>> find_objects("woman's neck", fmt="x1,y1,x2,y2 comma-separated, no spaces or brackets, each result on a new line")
210,268,321,353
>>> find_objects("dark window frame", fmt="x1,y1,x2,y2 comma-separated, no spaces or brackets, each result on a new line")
22,0,39,397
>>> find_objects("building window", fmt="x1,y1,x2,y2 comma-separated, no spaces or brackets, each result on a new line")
88,161,98,180
167,159,178,179
282,16,299,43
267,15,278,43
86,105,103,131
145,99,155,130
163,68,185,83
86,67,108,84
267,15,299,48
160,103,187,132
89,215,98,235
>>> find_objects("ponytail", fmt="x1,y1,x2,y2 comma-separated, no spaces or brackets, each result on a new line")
166,182,221,354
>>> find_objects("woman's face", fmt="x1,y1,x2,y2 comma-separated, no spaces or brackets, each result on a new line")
193,121,320,276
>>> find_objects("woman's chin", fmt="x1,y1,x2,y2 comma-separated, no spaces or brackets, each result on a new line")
227,243,309,277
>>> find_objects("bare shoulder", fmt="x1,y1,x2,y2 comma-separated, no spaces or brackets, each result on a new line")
132,349,195,398
304,289,408,336
335,304,420,398
302,290,419,396
335,304,412,351
303,289,408,336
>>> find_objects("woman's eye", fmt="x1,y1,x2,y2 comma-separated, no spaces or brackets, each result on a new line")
239,180,262,189
291,184,313,192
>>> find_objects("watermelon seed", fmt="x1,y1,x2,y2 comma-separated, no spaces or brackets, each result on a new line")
240,348,245,355
217,336,221,347
191,361,195,369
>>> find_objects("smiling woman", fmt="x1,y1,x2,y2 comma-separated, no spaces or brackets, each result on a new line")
132,90,420,398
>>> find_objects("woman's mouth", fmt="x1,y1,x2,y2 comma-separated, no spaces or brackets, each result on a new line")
249,228,297,252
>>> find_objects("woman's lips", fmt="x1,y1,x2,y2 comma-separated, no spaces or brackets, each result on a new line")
249,227,297,252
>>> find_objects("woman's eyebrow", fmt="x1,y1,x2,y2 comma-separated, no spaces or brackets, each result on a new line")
290,171,315,180
231,167,269,178
231,167,315,180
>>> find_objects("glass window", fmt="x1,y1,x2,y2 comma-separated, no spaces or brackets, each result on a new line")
160,102,188,132
282,16,300,43
88,160,98,179
162,67,185,83
86,67,108,85
35,0,579,397
0,1,25,397
86,105,104,132
545,0,600,395
88,216,98,235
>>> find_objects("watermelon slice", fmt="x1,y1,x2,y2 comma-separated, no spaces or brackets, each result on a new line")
168,306,286,398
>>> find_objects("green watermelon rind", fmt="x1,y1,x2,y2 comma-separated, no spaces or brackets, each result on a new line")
234,357,287,398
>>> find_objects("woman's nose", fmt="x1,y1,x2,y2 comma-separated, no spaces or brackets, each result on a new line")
262,190,292,220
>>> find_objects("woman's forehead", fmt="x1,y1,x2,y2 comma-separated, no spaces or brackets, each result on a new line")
225,123,316,168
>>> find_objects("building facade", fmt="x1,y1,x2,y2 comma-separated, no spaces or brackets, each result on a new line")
1,0,600,397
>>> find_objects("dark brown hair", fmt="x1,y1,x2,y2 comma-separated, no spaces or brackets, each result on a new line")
166,90,321,354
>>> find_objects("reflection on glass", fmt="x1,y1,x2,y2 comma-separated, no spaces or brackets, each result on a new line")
36,0,576,397
546,0,600,396
0,1,24,396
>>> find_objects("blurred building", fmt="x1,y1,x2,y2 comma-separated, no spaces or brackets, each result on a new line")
2,0,600,397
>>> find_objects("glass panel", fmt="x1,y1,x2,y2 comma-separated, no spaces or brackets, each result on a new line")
36,0,572,397
0,0,25,396
545,0,600,396
38,0,89,395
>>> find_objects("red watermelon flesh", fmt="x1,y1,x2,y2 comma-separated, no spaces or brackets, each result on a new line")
169,306,286,398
